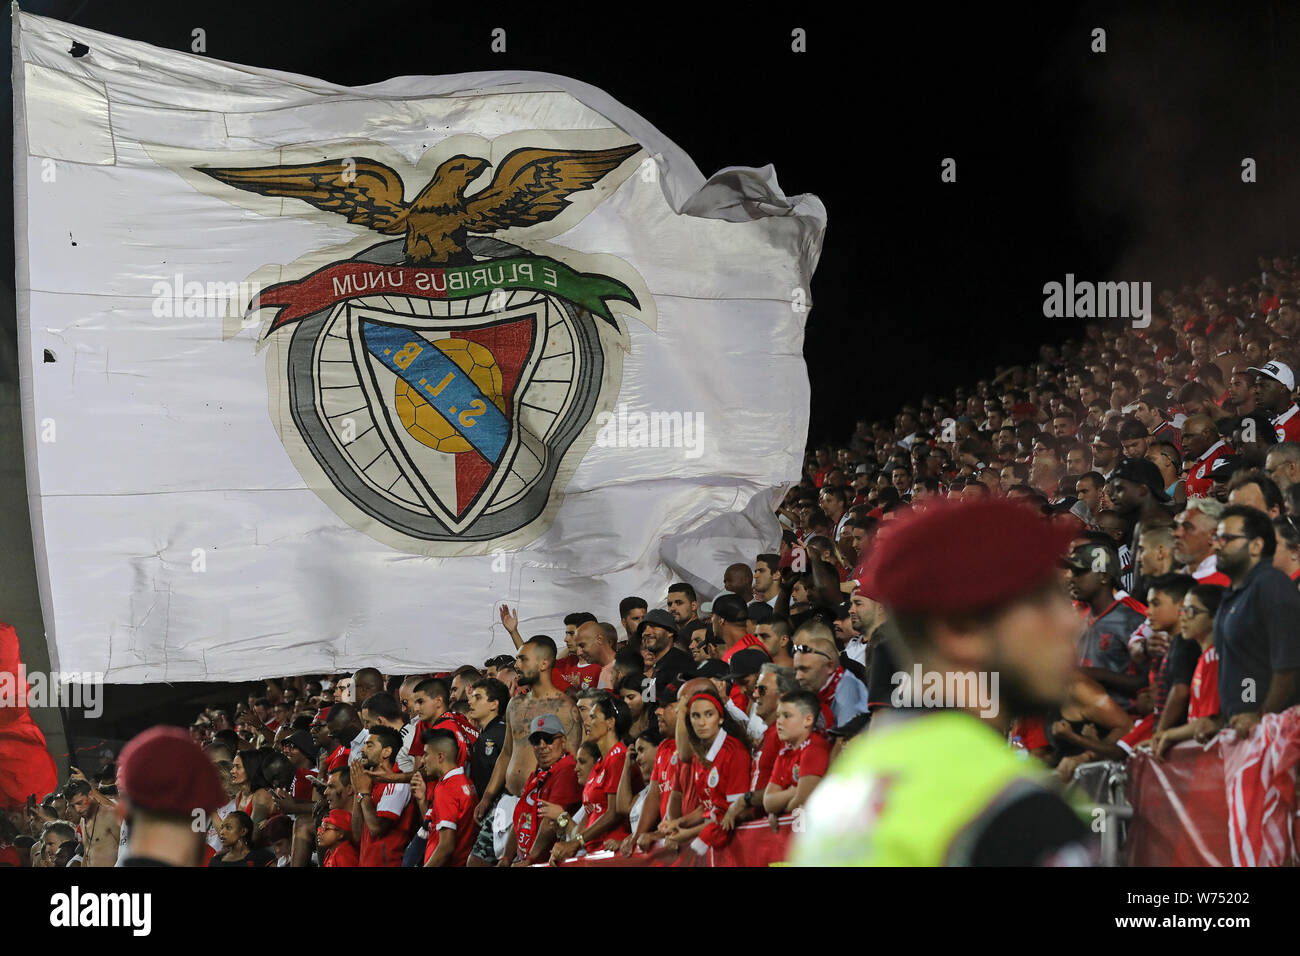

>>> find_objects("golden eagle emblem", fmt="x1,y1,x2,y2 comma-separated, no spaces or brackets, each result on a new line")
199,144,640,266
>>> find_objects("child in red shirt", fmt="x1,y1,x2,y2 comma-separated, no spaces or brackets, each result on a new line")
413,729,478,867
1153,584,1224,759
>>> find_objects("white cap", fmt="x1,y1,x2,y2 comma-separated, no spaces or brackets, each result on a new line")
1248,361,1296,391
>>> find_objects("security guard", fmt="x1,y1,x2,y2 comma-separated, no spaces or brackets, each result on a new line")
791,498,1093,866
116,726,227,867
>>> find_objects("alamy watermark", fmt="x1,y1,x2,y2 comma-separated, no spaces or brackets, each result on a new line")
152,272,261,322
593,403,704,459
890,665,1000,718
1,667,103,718
1042,274,1152,328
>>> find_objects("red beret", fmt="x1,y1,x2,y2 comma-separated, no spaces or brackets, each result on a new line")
118,725,227,818
859,498,1077,615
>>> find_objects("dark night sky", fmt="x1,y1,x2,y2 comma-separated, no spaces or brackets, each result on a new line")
5,1,1300,445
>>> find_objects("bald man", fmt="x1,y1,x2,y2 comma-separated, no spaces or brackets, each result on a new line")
791,623,870,730
574,621,617,689
352,668,385,707
723,564,755,604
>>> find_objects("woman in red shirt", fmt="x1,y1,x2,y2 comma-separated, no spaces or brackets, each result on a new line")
549,693,632,861
662,689,753,855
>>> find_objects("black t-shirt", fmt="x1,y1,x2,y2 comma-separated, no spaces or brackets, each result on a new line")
645,647,696,703
1216,562,1300,717
208,847,275,867
959,784,1094,866
1166,635,1202,688
470,716,507,795
867,633,901,710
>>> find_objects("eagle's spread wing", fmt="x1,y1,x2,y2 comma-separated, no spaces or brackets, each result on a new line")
198,159,410,234
458,144,641,233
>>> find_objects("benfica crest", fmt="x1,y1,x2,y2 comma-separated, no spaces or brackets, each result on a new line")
194,135,651,555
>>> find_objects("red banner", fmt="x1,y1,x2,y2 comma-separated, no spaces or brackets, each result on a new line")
1127,708,1300,866
553,816,795,867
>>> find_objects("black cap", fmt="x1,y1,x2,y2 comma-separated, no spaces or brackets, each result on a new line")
695,660,729,679
1091,429,1122,450
654,678,680,705
1110,456,1170,502
710,593,748,624
724,648,770,681
637,607,679,637
283,730,320,760
746,601,774,625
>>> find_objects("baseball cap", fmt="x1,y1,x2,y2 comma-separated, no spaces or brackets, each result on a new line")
858,498,1079,615
283,729,320,760
855,463,872,475
724,648,769,681
117,725,227,818
1248,361,1296,391
696,660,729,679
1110,456,1171,502
1091,429,1122,450
711,593,748,624
527,713,566,743
320,809,352,832
1065,542,1120,577
637,608,679,637
654,678,680,704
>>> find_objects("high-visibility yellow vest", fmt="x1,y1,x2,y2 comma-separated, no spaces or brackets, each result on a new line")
790,710,1053,866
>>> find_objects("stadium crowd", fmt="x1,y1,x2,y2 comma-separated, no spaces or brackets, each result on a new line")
5,254,1300,867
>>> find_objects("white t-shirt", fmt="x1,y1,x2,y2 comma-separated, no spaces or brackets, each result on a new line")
207,798,236,852
628,786,649,837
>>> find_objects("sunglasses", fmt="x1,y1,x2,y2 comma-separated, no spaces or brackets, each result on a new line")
792,643,834,662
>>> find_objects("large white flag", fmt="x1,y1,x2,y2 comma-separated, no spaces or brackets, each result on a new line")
13,11,826,681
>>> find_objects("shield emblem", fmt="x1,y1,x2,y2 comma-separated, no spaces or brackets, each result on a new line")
283,237,611,550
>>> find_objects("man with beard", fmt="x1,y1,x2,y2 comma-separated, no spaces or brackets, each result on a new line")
1251,361,1300,444
793,498,1091,866
1107,457,1174,602
1067,541,1148,708
472,636,581,844
1212,505,1300,736
639,608,695,703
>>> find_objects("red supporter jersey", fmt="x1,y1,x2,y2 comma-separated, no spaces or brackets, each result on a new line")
750,723,781,792
1188,647,1221,720
323,840,358,867
1274,405,1300,444
513,752,582,861
691,730,752,820
673,751,701,814
582,742,630,850
423,766,477,867
720,634,769,664
768,733,831,790
292,767,314,802
653,738,680,819
408,711,478,762
359,775,414,867
326,745,348,773
1118,713,1155,753
554,655,601,692
1011,715,1050,751
1185,441,1234,499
